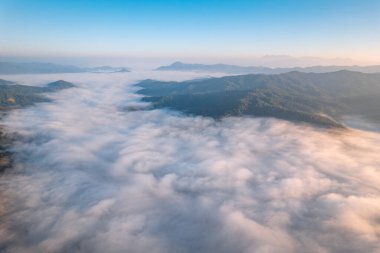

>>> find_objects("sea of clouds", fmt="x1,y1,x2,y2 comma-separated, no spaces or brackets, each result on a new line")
0,71,379,253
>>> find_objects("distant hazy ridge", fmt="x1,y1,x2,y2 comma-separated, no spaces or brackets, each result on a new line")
157,61,380,74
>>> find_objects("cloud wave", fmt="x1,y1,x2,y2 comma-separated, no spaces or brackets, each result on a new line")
0,72,380,253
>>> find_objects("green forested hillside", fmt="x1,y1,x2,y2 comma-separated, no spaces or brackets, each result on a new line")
0,79,75,108
137,71,380,127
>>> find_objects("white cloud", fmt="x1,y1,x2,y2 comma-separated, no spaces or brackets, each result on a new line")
0,72,379,253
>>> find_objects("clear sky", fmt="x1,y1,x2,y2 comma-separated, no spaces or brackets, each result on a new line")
0,0,379,63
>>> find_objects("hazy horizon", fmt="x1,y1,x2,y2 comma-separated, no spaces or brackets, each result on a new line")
1,55,379,70
1,0,380,67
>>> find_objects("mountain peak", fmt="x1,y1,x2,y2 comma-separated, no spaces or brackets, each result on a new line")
171,61,185,66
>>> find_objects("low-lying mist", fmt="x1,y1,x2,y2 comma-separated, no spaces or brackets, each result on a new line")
0,72,379,253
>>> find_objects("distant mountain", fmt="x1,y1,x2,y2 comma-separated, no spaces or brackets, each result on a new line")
0,62,130,74
156,61,380,74
88,66,130,73
136,71,380,128
0,79,75,108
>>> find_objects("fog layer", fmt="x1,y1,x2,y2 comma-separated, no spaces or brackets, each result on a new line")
0,72,379,253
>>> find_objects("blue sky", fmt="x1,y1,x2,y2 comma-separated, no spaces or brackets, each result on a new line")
0,0,379,63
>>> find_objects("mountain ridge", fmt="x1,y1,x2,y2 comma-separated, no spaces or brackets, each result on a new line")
137,71,380,128
156,61,380,74
0,79,75,108
0,62,130,74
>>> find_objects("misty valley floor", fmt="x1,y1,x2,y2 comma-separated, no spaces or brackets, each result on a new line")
0,72,380,253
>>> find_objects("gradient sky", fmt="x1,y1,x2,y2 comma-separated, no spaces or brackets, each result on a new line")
0,0,379,62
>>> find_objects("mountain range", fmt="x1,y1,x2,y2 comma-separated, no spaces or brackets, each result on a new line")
137,70,380,128
0,62,130,74
156,61,380,74
0,79,75,108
